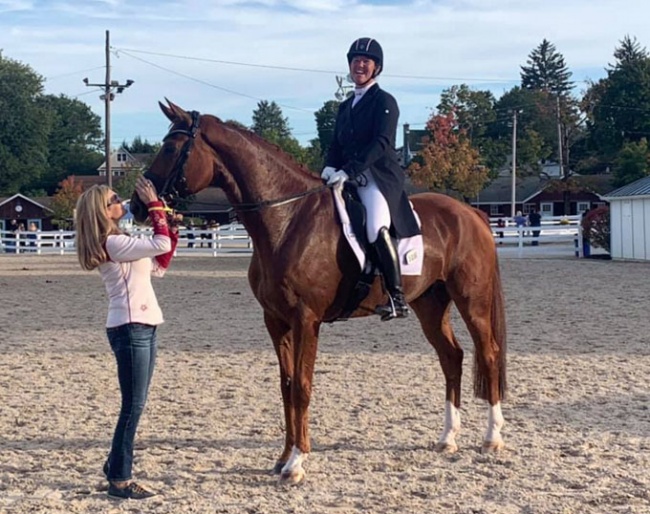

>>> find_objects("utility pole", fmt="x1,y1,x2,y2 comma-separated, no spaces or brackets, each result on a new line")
510,109,518,218
556,95,564,179
83,30,134,189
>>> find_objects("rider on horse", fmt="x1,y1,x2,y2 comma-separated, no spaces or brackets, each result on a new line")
322,37,421,321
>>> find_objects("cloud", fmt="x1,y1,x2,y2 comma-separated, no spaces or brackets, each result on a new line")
1,0,649,144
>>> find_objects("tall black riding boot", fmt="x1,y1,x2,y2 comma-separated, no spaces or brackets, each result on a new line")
372,227,409,321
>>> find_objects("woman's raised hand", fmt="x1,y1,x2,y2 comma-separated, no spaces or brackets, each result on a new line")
135,176,159,204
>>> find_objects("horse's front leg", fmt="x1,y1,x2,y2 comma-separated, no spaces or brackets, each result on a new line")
264,312,295,474
279,312,321,485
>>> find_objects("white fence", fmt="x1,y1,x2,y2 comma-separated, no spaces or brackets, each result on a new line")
0,224,254,256
490,215,584,258
1,216,586,258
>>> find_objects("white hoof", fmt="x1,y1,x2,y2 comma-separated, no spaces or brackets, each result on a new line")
481,438,505,454
434,441,458,454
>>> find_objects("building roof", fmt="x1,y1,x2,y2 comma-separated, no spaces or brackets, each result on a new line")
474,175,550,204
602,176,650,199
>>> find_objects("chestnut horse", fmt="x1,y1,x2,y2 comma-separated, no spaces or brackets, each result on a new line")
131,100,507,485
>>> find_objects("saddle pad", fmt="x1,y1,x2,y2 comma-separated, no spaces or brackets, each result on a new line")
332,181,424,275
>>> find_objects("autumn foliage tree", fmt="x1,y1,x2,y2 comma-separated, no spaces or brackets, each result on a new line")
408,111,488,200
51,176,84,229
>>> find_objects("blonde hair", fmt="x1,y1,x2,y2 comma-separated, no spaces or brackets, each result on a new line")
75,185,121,270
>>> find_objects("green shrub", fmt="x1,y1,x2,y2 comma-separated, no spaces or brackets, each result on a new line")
581,206,610,253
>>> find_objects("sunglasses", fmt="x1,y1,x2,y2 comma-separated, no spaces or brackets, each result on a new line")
106,194,122,207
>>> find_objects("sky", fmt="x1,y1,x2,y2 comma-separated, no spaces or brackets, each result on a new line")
1,0,649,150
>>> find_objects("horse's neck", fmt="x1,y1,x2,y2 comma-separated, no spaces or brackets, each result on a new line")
213,126,318,249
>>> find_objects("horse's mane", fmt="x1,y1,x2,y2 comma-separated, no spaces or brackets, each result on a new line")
204,115,313,177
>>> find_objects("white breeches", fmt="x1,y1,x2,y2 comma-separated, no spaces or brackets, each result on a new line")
355,171,391,243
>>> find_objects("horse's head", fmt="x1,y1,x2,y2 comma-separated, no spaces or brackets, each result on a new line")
131,100,216,222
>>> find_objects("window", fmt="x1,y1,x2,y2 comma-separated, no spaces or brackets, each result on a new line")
577,202,590,214
489,205,500,216
523,203,535,214
540,202,553,215
117,153,127,162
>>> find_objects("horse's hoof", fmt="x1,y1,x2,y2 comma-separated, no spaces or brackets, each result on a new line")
271,461,286,475
278,467,305,485
434,441,458,454
481,439,505,454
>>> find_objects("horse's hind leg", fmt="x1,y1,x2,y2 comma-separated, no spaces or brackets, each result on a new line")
263,312,295,474
449,269,507,453
410,282,464,453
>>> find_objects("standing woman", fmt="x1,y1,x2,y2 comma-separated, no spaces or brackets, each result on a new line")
75,176,178,500
322,37,421,321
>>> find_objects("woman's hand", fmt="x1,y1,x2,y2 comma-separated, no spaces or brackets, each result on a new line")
135,176,159,204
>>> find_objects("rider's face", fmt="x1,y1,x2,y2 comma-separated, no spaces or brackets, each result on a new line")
350,56,377,86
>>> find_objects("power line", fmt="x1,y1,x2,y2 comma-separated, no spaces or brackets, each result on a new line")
116,49,315,114
115,47,516,84
46,66,105,81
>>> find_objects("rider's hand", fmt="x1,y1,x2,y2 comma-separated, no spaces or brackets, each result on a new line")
320,166,336,182
135,176,159,204
327,169,349,185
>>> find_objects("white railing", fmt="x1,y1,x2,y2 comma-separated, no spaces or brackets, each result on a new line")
490,216,584,257
0,224,254,256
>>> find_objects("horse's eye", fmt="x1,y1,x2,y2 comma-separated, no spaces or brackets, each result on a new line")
163,143,177,155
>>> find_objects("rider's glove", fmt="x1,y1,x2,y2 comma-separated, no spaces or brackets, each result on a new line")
320,166,336,182
327,169,349,185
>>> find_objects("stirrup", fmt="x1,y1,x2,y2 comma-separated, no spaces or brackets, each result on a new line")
375,296,409,321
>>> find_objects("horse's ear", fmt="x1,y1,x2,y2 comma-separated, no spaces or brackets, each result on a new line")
166,99,192,125
159,100,175,122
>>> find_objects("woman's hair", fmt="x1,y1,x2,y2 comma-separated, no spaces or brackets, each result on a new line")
75,185,121,270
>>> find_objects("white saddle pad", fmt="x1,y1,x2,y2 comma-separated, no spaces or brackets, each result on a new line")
331,182,424,275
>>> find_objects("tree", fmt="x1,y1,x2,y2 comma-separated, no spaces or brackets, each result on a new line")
122,135,160,155
251,100,291,141
583,36,650,169
0,51,51,194
50,176,84,229
490,86,556,173
612,138,650,187
34,94,104,194
408,111,488,200
251,100,306,163
521,39,573,96
314,100,340,157
437,84,502,174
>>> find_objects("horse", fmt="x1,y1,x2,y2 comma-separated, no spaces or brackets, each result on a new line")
131,100,507,485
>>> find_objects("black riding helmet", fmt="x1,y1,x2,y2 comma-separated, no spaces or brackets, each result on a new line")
347,37,383,77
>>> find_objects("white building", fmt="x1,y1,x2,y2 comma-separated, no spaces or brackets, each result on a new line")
602,176,650,261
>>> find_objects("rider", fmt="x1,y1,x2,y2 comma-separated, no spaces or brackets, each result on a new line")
322,37,421,321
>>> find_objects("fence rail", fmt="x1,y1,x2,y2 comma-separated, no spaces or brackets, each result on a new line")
0,224,254,256
1,216,586,258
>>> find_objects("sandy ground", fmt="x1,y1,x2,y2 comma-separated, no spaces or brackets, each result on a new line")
0,253,649,514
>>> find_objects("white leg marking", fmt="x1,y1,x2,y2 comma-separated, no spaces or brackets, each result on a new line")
483,402,505,452
436,401,461,452
280,446,307,483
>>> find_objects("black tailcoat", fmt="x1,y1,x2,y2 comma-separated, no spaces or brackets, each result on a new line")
325,84,420,238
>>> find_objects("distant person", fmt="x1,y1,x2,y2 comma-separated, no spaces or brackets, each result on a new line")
514,211,526,228
28,222,38,249
75,177,179,500
528,209,542,246
5,219,18,252
496,218,506,244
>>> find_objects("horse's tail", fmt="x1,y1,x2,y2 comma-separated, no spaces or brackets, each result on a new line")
475,250,508,400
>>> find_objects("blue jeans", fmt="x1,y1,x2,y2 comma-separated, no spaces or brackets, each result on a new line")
104,323,157,482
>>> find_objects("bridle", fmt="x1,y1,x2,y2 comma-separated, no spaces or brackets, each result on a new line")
147,109,330,212
146,110,201,205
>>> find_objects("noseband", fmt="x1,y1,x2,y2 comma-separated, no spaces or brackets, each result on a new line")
147,110,201,204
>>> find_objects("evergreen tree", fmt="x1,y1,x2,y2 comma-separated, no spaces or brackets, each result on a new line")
251,100,291,140
520,39,573,96
612,139,650,187
582,36,650,169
